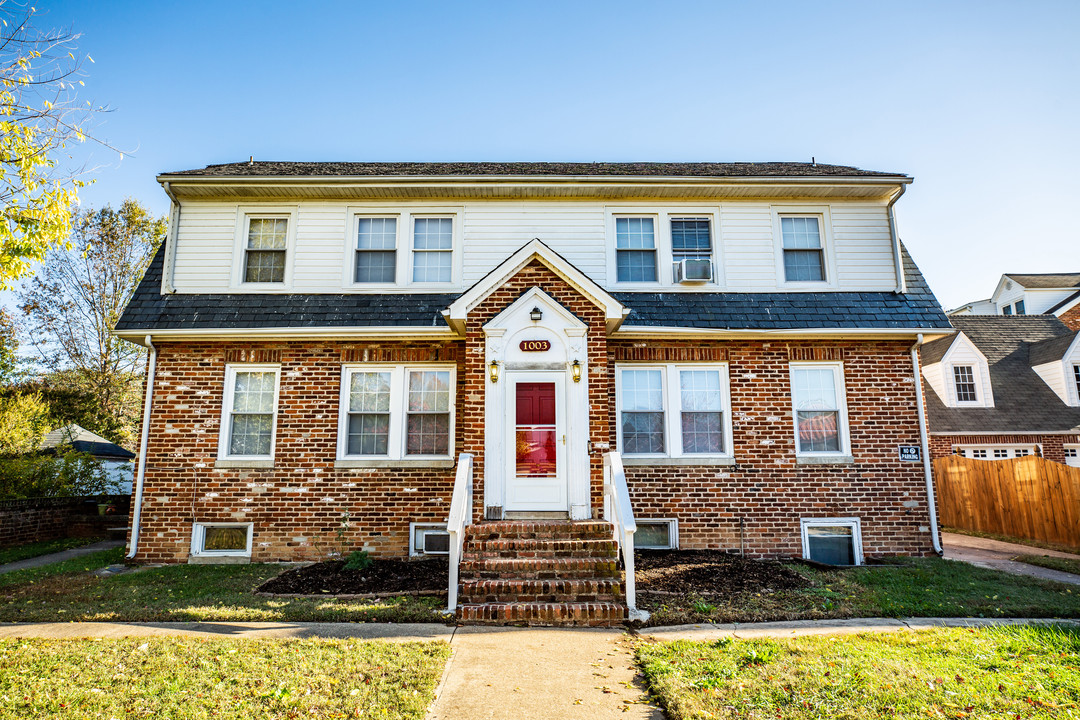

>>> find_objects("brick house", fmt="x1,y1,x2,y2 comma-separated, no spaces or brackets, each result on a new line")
922,314,1080,466
115,162,952,622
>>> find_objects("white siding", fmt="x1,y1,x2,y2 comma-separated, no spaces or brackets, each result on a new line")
462,203,607,285
718,204,777,289
170,198,903,294
1033,360,1070,405
172,202,239,291
943,335,994,407
1022,289,1078,315
922,361,947,404
830,204,898,289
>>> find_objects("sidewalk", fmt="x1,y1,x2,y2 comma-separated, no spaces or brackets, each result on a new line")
0,539,124,575
942,532,1080,585
3,617,1077,720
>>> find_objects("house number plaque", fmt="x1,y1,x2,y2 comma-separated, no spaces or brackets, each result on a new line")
519,340,551,352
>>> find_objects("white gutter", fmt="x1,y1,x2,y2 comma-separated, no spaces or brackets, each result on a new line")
614,325,955,340
114,326,458,344
887,185,908,293
126,335,157,559
160,182,180,295
911,333,942,555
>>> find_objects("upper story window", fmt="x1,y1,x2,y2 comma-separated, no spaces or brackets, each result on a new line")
412,218,453,283
219,365,280,461
615,217,657,283
1015,299,1026,315
952,365,978,403
1073,364,1080,401
339,365,455,460
616,364,732,458
244,218,288,283
780,216,825,282
1002,305,1013,315
671,218,713,282
355,217,397,283
790,363,848,456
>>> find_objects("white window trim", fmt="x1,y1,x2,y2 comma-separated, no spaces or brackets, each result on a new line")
614,363,734,460
342,206,463,291
1071,362,1080,407
771,205,837,289
789,361,850,458
634,518,679,549
409,522,451,557
939,332,994,408
337,364,456,462
231,206,298,290
1064,445,1079,468
800,517,863,566
954,444,1038,460
218,364,281,462
190,522,253,558
950,364,981,405
604,206,724,290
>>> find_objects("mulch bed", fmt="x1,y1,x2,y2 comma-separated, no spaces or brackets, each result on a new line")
635,549,811,595
257,558,448,596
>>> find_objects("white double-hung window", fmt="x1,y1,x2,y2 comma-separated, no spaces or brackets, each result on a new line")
615,217,658,283
354,217,398,283
219,365,280,461
348,210,458,288
790,363,849,457
616,364,732,459
412,217,453,283
339,366,455,460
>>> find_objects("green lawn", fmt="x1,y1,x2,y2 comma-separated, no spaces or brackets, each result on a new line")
0,537,105,566
1016,554,1080,577
0,548,445,623
639,558,1080,626
637,624,1080,720
0,637,450,719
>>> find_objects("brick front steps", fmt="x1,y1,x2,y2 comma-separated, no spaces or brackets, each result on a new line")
456,520,627,627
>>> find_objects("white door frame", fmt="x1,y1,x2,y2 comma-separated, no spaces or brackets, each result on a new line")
483,288,590,520
504,371,567,512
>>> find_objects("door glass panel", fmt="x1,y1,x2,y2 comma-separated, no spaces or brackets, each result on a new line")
515,382,556,478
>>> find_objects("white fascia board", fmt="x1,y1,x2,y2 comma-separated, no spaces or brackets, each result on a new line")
613,325,955,340
444,238,626,333
940,331,991,367
157,174,913,188
112,326,457,346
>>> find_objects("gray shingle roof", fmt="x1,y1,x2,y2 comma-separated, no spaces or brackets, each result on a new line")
162,161,907,179
1029,333,1078,366
40,424,135,459
117,241,949,333
924,315,1080,434
1004,273,1080,289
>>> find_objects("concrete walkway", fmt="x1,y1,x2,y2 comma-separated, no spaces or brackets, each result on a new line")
0,539,124,574
5,618,1080,719
942,532,1080,586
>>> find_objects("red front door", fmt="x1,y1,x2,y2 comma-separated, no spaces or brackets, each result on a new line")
515,382,557,478
506,377,566,511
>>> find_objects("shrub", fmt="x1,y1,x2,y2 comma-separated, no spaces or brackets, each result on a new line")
344,550,373,571
0,449,115,500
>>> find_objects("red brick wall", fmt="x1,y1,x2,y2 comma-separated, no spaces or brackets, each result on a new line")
1059,303,1080,332
131,341,464,563
608,340,936,559
929,434,1080,463
131,265,937,562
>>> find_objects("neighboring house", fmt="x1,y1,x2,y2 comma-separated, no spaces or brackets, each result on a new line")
950,273,1080,329
40,424,136,493
113,161,953,576
921,315,1080,467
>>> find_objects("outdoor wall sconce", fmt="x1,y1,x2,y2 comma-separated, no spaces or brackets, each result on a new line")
530,307,543,321
489,359,500,383
571,359,582,383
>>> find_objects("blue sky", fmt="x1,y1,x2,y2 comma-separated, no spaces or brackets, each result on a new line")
39,0,1080,309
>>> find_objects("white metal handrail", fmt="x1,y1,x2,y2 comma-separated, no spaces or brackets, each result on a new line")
445,452,474,613
603,451,647,620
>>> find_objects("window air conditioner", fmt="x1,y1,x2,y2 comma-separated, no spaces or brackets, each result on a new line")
675,258,712,283
415,527,450,555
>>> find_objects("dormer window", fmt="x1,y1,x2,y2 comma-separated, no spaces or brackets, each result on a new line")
244,218,288,283
1074,364,1080,401
953,366,978,403
1015,299,1025,315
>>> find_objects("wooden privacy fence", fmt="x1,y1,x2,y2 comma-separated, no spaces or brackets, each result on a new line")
934,454,1080,549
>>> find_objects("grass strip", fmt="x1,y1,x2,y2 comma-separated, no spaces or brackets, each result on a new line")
0,557,445,623
1015,554,1080,576
0,547,124,589
0,537,106,566
0,637,450,719
639,558,1080,626
637,624,1080,720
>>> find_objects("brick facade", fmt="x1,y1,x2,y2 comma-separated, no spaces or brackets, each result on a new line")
929,434,1080,463
1060,303,1080,332
130,262,937,563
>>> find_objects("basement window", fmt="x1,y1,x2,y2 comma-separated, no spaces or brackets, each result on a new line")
191,522,253,558
633,519,678,550
410,523,450,556
800,518,862,566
